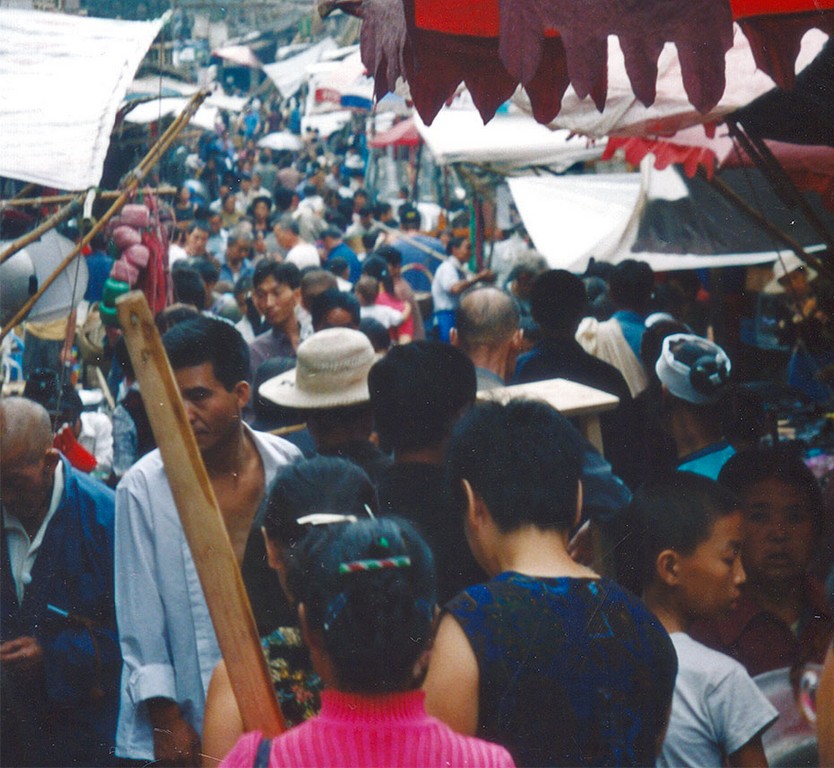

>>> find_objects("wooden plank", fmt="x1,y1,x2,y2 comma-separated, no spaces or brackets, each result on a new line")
116,291,285,737
478,378,619,455
477,378,619,418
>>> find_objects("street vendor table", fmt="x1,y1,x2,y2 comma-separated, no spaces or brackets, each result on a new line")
477,377,620,455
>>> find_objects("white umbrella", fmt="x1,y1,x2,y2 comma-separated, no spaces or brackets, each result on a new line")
258,132,304,152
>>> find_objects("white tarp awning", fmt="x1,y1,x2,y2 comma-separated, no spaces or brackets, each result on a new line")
508,174,643,271
509,161,832,272
416,106,606,172
212,44,262,69
124,98,219,133
122,88,245,132
262,38,337,100
0,9,166,191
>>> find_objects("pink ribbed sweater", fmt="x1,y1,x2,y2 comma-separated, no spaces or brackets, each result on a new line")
220,690,515,767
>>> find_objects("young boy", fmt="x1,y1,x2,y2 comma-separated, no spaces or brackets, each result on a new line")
632,472,778,767
694,447,833,677
354,275,407,330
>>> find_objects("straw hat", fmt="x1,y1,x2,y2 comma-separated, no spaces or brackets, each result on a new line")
259,328,375,409
763,253,817,294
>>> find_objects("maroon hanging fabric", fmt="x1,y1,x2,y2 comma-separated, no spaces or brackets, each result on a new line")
326,0,834,127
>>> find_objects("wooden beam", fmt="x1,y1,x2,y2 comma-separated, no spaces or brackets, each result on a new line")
1,186,177,208
116,291,286,737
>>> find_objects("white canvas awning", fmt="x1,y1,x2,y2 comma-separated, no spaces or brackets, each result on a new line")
508,160,834,272
262,38,337,100
415,106,606,173
123,98,219,133
0,9,167,191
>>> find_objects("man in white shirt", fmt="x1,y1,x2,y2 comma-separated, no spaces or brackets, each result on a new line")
114,316,300,765
274,215,320,270
431,236,495,342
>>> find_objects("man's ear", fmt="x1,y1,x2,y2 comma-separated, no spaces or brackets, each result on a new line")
461,478,487,530
655,549,681,587
449,328,459,347
262,527,283,571
574,479,583,530
510,328,523,351
43,448,60,474
234,380,251,409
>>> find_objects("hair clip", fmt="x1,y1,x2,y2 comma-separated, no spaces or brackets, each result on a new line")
339,556,411,575
295,513,358,527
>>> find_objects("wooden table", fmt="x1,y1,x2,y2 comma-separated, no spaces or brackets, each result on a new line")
477,378,620,454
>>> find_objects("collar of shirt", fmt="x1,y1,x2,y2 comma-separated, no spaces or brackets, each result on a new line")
716,577,834,647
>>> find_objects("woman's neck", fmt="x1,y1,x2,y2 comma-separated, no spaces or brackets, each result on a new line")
491,526,598,580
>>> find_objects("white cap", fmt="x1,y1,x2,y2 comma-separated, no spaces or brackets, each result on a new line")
656,333,731,405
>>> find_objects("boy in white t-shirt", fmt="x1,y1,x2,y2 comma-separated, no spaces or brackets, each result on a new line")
355,276,407,330
631,472,778,767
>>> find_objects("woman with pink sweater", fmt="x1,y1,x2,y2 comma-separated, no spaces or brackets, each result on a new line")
220,516,514,768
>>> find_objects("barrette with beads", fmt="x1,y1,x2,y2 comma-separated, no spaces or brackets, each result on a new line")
338,556,411,575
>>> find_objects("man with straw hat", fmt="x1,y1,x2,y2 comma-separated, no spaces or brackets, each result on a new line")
258,327,390,483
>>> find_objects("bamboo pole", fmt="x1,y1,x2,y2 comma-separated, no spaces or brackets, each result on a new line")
10,182,37,200
1,186,177,208
0,197,83,265
0,91,208,344
116,291,285,738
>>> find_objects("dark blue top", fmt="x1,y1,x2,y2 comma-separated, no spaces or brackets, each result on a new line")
1,459,120,767
392,235,445,292
447,573,677,767
84,251,114,303
325,242,362,284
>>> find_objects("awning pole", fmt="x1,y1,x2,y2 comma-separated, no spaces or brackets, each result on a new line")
0,90,209,343
702,169,834,284
727,119,834,257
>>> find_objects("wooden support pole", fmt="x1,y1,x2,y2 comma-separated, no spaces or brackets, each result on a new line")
0,197,83,265
0,91,208,344
116,291,286,738
1,186,177,208
10,182,37,200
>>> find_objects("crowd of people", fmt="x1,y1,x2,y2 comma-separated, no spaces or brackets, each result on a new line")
2,116,834,768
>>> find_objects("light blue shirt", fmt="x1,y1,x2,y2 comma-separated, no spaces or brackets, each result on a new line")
114,427,300,760
613,310,646,360
677,441,736,480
